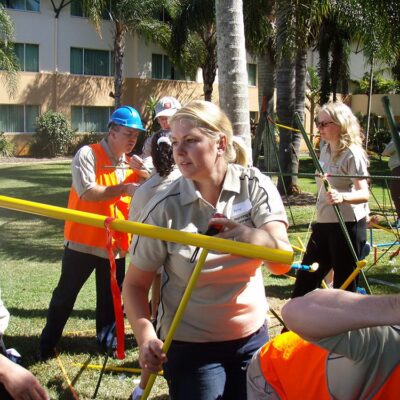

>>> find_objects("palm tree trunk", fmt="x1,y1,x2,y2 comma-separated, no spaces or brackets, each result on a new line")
216,0,252,162
202,42,217,102
113,22,125,108
276,54,296,195
291,47,307,190
253,49,276,170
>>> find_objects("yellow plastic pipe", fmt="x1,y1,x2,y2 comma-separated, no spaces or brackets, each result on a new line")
0,195,293,265
72,363,164,376
340,260,367,290
369,221,400,238
296,236,306,252
142,248,209,400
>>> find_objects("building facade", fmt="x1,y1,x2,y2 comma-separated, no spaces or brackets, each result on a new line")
0,0,259,154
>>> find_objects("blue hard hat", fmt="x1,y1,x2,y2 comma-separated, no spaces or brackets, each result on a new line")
109,106,145,131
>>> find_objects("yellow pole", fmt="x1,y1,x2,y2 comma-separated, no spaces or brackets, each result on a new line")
0,195,293,265
321,280,329,289
369,222,400,238
142,248,209,400
340,260,367,290
296,236,306,252
72,363,164,376
291,243,304,253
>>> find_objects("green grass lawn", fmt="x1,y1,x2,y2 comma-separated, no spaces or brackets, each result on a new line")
0,157,398,399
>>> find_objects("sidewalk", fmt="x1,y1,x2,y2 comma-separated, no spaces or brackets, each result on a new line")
0,156,71,165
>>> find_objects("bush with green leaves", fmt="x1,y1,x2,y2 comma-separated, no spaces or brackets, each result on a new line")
33,111,75,157
353,73,400,94
68,132,106,155
0,132,14,156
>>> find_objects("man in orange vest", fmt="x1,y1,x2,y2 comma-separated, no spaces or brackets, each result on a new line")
39,106,148,360
247,289,400,399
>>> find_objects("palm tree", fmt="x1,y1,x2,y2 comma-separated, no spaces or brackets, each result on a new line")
83,0,160,108
243,0,276,167
0,5,20,97
306,66,321,143
275,0,329,194
215,0,251,156
169,0,217,101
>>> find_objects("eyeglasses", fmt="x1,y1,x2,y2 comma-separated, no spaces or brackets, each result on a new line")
315,120,334,128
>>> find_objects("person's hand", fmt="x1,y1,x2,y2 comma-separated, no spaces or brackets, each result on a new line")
1,357,49,400
209,217,252,242
128,154,145,170
123,183,140,197
368,214,380,227
128,155,151,179
139,338,167,373
325,188,344,205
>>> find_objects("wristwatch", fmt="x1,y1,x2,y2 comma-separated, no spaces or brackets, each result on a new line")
342,193,349,203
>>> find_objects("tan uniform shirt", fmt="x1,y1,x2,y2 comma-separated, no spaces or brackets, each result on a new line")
315,325,400,399
128,167,181,221
317,143,369,223
129,164,288,342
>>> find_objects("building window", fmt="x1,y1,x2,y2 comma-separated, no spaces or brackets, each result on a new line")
70,47,113,76
14,43,39,72
247,63,257,86
0,104,39,133
71,106,112,132
152,53,185,81
0,0,40,11
70,0,110,20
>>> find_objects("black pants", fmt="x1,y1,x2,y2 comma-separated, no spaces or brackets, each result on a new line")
291,218,366,298
40,247,125,351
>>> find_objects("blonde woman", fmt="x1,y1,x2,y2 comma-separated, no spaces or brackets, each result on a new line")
292,102,370,297
123,100,291,400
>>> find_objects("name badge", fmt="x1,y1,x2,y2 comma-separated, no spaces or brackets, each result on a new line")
232,199,252,217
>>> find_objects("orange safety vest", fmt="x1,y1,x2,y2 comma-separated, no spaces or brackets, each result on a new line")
64,143,140,251
371,364,400,399
260,331,400,400
260,332,330,400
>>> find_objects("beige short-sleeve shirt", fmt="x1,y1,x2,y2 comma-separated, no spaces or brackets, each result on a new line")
314,325,400,399
129,164,288,342
128,167,181,222
317,143,369,223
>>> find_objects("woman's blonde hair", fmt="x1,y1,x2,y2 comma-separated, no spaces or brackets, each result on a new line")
169,100,248,166
318,102,367,162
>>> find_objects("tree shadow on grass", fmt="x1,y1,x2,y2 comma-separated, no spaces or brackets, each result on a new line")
6,307,96,320
265,274,294,300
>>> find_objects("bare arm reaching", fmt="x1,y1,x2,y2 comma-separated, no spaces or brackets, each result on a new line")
282,289,400,341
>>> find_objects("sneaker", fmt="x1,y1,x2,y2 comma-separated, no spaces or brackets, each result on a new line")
359,242,371,260
97,324,117,354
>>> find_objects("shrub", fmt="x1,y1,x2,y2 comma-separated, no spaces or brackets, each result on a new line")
33,111,75,157
0,132,14,156
68,132,106,155
368,128,392,153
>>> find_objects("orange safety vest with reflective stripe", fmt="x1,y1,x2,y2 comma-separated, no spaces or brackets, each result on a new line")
259,331,400,399
260,332,330,400
64,143,140,251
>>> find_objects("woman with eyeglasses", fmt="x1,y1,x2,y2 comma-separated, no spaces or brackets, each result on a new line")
122,100,291,400
291,102,370,298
